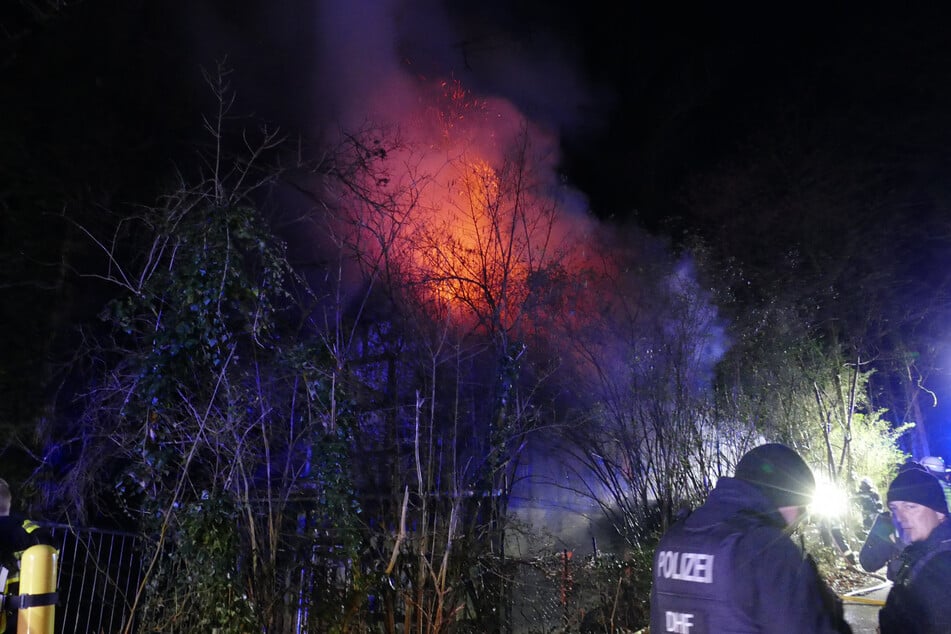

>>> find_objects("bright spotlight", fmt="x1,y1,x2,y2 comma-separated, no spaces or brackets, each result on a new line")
810,478,849,518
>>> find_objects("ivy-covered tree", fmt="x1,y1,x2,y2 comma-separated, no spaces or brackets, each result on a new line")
39,73,363,633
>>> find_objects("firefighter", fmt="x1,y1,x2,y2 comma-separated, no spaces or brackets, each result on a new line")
0,479,53,634
854,477,883,532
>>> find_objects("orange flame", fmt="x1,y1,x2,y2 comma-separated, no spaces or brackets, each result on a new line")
338,78,610,340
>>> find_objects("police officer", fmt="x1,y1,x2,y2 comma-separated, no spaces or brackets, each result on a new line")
859,461,943,578
0,479,53,634
878,467,951,633
650,443,851,633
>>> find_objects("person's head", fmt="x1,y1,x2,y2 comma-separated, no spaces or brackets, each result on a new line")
0,479,10,516
734,443,815,526
887,468,948,543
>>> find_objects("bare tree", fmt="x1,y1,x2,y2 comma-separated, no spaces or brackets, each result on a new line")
309,108,588,631
553,236,740,540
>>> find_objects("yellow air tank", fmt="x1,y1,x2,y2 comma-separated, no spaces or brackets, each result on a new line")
16,544,57,634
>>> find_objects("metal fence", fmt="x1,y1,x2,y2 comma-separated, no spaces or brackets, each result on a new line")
30,523,647,633
43,523,143,634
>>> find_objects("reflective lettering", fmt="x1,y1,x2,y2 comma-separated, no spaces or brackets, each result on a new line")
666,611,695,633
656,550,714,583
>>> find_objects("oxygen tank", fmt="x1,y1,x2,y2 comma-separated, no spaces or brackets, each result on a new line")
16,544,57,634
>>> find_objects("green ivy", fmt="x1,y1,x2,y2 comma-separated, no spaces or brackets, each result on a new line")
139,493,257,633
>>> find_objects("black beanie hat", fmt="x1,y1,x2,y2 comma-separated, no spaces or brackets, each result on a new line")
886,468,949,514
734,443,816,508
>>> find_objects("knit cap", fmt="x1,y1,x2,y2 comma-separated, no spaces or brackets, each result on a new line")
886,467,949,514
734,443,816,508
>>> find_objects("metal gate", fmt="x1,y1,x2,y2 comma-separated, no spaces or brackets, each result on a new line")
43,523,143,634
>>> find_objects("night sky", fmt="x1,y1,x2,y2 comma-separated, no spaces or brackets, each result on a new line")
7,3,951,223
5,3,951,454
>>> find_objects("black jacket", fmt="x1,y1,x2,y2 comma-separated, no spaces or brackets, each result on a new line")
650,478,851,633
879,519,951,634
0,514,52,575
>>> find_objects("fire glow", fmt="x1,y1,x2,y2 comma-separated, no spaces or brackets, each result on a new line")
333,78,603,338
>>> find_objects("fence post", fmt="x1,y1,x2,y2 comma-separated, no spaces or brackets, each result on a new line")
561,549,573,628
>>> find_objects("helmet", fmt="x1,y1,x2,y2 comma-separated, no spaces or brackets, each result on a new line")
920,456,947,477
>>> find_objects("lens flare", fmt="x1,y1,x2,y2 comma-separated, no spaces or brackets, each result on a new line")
810,478,849,518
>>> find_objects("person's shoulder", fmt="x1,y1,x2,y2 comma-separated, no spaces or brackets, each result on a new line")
908,546,951,627
0,514,52,542
733,522,801,567
924,546,951,562
916,542,951,579
741,522,797,547
898,535,951,591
